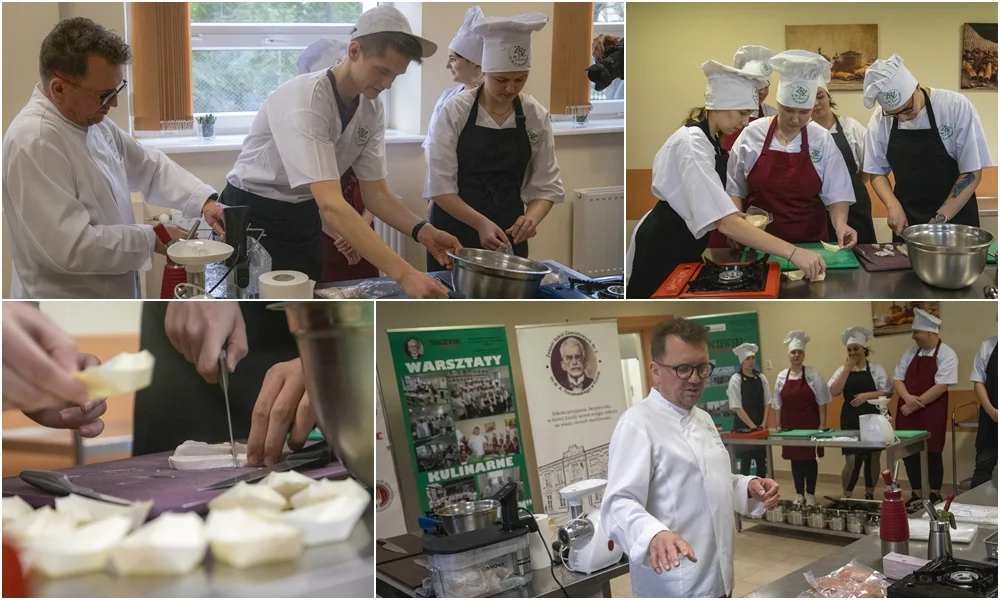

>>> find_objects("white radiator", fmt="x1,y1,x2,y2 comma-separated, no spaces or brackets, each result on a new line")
375,218,406,276
572,186,624,277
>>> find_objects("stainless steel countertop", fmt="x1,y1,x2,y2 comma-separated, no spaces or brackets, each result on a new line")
28,506,375,598
706,249,998,299
745,480,999,598
720,432,930,450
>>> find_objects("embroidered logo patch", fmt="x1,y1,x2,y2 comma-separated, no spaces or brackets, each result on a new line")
760,63,772,77
791,85,810,105
508,44,529,67
939,124,954,140
810,147,822,163
752,86,759,103
356,126,371,146
527,130,540,146
882,90,901,107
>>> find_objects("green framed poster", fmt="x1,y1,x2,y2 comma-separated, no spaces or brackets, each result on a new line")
386,325,534,516
689,312,761,432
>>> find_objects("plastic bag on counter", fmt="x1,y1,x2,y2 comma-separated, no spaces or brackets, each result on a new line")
315,280,402,299
802,560,889,598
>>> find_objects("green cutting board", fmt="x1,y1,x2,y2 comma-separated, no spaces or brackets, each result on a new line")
989,239,997,265
893,430,928,439
772,429,927,440
743,243,860,271
771,429,824,438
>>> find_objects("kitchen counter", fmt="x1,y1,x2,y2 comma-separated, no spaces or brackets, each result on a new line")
25,507,374,598
744,480,999,598
706,249,998,299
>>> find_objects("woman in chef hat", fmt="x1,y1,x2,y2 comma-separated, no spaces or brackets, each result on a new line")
727,50,859,249
862,54,991,238
719,45,777,153
727,342,772,477
626,61,826,298
424,13,565,269
812,78,877,244
773,330,831,506
296,39,379,283
828,326,892,499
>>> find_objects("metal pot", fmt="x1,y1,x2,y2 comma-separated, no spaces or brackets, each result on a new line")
901,224,995,289
846,511,867,534
280,301,374,489
864,517,880,535
806,509,828,529
786,506,806,526
447,248,552,299
828,510,847,532
765,503,787,523
436,500,500,535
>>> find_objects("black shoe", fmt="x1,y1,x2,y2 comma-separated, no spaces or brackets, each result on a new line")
906,493,924,509
928,492,943,505
864,492,874,500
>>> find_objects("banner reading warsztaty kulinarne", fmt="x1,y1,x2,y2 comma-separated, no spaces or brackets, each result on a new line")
386,326,533,516
374,380,407,538
690,312,762,431
514,320,627,526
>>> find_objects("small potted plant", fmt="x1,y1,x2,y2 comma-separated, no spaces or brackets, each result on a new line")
196,114,216,140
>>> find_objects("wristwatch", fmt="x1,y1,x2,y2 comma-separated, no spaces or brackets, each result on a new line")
933,213,948,224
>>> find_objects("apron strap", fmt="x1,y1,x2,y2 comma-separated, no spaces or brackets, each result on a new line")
466,84,484,128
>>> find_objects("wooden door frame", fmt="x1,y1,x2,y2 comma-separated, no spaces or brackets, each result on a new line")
603,315,673,398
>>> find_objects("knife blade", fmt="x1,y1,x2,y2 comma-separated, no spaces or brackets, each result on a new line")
219,349,238,467
377,539,409,554
20,470,132,506
197,443,332,491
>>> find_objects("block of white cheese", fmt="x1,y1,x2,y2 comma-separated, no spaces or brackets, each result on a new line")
168,440,249,470
20,515,131,578
259,470,315,500
281,483,371,546
208,481,287,512
290,478,366,510
110,512,208,575
3,506,78,544
72,350,155,400
1,496,34,526
206,508,303,568
54,494,152,532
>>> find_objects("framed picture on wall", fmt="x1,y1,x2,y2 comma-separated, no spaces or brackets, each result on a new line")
871,301,941,337
785,24,878,92
961,23,998,90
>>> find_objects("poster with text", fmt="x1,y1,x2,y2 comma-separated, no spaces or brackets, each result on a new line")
375,381,407,537
387,326,533,516
690,312,761,432
514,320,627,526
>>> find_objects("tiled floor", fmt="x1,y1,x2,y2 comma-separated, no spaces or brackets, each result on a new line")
609,476,858,598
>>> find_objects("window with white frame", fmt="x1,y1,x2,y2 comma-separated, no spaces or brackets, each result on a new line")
189,1,381,135
591,2,624,117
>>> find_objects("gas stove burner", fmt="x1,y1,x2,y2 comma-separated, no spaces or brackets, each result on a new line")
947,570,981,587
716,269,745,284
687,259,769,294
605,284,625,298
566,276,626,300
888,555,998,598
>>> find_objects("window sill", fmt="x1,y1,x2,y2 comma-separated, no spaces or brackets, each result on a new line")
551,117,624,136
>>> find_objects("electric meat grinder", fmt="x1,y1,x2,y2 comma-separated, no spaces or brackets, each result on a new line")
557,479,623,574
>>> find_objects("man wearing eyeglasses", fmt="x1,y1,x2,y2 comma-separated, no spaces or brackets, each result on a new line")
2,18,221,299
601,317,781,598
862,54,993,238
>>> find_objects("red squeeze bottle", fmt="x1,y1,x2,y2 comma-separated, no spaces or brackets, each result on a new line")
153,224,187,299
879,469,910,555
3,541,29,597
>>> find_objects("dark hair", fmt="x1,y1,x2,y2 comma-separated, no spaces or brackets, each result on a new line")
650,318,709,361
354,31,423,64
592,34,621,61
39,17,131,83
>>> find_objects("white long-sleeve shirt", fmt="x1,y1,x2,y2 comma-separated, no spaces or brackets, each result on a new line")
2,86,215,299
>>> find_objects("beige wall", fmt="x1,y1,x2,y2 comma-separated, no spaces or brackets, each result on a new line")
377,300,996,528
627,2,999,169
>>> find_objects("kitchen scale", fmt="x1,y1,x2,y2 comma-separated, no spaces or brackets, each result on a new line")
652,257,781,299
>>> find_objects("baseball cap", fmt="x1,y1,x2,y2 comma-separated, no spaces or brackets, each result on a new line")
351,5,437,59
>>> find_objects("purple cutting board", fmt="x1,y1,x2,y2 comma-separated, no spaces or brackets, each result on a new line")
1,450,348,519
853,244,912,272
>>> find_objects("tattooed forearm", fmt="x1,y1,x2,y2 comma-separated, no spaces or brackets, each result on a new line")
949,173,976,199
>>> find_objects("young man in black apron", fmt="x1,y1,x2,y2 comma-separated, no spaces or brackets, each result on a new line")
727,343,771,477
863,55,993,239
423,13,564,271
970,332,998,488
204,6,460,299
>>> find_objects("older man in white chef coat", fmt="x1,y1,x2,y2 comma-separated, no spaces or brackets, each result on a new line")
2,18,220,299
602,318,781,598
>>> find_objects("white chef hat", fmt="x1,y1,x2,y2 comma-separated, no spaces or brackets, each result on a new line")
449,6,485,67
297,38,348,75
863,54,918,111
816,73,831,93
733,343,760,363
352,5,437,59
841,326,874,348
733,45,776,85
703,60,761,111
770,50,832,109
783,330,811,352
472,13,548,73
911,308,941,333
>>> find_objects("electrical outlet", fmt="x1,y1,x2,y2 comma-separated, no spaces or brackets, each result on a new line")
764,359,772,371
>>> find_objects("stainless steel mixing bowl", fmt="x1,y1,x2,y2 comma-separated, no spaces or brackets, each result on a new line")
901,224,995,289
447,248,552,299
436,500,500,535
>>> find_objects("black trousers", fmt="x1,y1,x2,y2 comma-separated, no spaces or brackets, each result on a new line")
843,451,881,492
791,459,819,495
972,445,998,488
739,447,767,477
903,451,944,493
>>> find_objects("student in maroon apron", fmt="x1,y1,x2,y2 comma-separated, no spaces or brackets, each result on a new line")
828,327,892,499
727,51,859,249
891,308,959,506
727,343,772,477
424,14,564,271
862,55,992,239
970,331,998,488
626,62,826,298
773,331,831,506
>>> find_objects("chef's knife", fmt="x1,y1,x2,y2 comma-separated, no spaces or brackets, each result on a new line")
219,349,238,467
20,470,132,506
377,539,409,554
197,443,332,491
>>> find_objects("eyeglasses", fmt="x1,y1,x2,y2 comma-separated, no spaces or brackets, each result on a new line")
652,360,715,380
886,95,916,119
56,75,128,107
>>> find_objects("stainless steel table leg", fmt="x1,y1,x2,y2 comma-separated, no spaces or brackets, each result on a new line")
920,443,930,500
602,580,613,598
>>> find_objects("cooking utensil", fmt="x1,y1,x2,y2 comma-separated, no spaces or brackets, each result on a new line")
924,499,941,522
197,443,332,491
901,224,995,289
807,509,828,529
446,248,551,299
184,219,201,241
828,511,847,531
786,506,806,526
765,503,786,523
927,518,953,560
377,539,409,554
865,515,881,535
218,349,238,467
436,499,500,535
19,470,132,506
847,511,867,534
986,531,997,561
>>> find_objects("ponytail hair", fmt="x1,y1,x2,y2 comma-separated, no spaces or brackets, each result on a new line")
684,106,708,126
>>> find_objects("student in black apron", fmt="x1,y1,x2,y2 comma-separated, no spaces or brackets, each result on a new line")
970,334,998,488
727,343,771,478
626,61,826,299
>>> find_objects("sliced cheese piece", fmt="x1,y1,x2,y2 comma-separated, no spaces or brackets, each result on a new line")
169,454,249,470
171,440,249,457
290,478,367,510
784,270,826,282
259,471,316,500
110,512,208,575
72,350,155,400
206,508,303,568
820,241,842,253
282,486,371,546
54,494,152,532
22,515,131,578
3,506,78,544
2,496,34,526
208,481,287,512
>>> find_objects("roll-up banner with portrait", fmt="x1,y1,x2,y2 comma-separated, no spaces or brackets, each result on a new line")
386,326,534,516
514,320,627,525
689,312,762,432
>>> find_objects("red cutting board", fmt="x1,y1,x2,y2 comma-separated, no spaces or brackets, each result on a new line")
1,449,348,519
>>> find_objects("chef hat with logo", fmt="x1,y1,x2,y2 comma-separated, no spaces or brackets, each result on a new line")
733,45,776,86
733,343,760,364
703,60,761,111
911,308,941,333
863,54,918,111
472,13,548,73
449,6,485,67
297,38,349,75
783,330,811,352
770,50,832,109
352,5,438,59
841,326,873,348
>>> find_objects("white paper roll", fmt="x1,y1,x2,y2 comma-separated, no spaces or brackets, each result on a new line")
529,513,555,571
259,271,315,299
